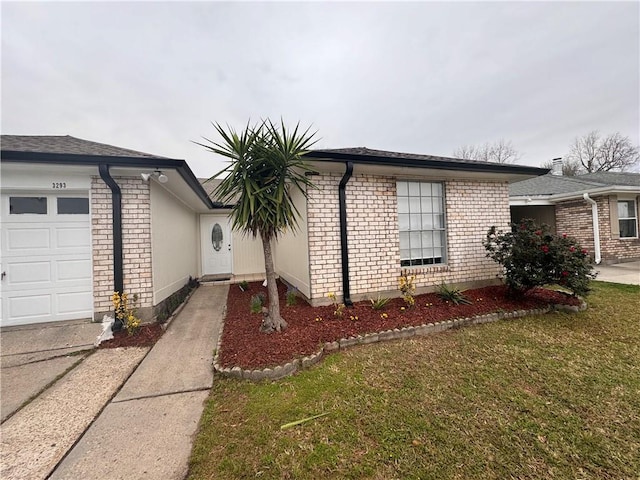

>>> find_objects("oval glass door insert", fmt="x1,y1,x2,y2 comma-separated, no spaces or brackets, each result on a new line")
211,223,223,252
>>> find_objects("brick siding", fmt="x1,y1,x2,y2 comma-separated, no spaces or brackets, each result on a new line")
306,173,510,305
91,176,153,317
556,195,640,263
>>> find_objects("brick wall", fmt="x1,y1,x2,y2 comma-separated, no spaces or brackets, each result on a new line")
306,173,510,305
91,176,153,318
556,195,640,263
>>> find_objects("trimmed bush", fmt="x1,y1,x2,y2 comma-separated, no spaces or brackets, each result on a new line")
484,218,595,297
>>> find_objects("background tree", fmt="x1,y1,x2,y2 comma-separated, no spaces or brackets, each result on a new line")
566,130,639,172
197,120,317,333
453,139,521,164
540,158,582,176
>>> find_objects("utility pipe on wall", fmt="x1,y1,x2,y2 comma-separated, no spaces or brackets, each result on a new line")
338,162,354,306
99,164,124,293
583,193,602,264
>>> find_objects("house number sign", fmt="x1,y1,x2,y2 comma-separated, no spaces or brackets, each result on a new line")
52,182,67,189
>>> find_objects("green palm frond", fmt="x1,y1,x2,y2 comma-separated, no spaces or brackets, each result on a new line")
198,119,317,240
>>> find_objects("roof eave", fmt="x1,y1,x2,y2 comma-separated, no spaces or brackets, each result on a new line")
306,150,550,177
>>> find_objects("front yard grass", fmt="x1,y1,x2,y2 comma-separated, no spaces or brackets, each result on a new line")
188,282,640,479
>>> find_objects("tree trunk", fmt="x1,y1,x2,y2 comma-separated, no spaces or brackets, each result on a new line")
259,231,287,333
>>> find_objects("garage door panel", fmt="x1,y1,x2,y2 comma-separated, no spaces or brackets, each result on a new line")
56,291,93,315
56,227,91,249
57,259,92,281
6,227,50,251
8,294,52,321
7,261,51,285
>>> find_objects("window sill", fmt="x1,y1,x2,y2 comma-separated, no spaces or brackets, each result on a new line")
400,264,450,274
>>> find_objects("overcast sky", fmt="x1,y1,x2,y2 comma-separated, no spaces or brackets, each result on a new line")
2,1,638,177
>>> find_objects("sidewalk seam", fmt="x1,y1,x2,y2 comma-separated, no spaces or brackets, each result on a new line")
112,386,212,404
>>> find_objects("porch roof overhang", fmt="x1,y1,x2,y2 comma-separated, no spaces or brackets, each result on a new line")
510,185,640,207
1,150,216,211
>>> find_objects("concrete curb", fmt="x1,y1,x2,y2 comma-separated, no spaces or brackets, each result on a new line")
213,299,587,382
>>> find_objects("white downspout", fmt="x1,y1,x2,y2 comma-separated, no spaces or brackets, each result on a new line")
583,193,602,264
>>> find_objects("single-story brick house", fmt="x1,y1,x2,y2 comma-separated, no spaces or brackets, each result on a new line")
510,161,640,265
1,136,546,326
211,147,547,306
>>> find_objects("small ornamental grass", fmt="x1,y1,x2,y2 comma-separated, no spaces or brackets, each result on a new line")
484,218,595,297
250,293,266,314
369,295,391,310
437,283,473,305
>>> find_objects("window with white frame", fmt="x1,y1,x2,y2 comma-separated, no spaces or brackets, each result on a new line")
618,199,638,238
397,181,447,266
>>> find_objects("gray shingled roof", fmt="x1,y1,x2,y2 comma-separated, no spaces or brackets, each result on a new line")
1,135,168,159
510,172,640,196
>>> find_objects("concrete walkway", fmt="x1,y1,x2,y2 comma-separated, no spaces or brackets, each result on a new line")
50,284,227,480
595,261,640,285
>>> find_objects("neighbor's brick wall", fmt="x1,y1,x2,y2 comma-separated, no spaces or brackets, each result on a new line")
556,195,640,263
306,174,509,304
91,177,153,317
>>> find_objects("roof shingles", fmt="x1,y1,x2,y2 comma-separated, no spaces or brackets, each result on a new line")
1,135,167,159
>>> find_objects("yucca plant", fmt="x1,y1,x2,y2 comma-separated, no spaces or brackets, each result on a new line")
197,119,317,333
437,283,473,305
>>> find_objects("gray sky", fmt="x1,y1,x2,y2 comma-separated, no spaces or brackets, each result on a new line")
2,1,639,177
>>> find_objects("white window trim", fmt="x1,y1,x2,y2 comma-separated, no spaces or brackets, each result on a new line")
618,198,638,239
397,180,448,268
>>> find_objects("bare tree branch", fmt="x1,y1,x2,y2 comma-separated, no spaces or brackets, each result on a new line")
453,139,520,164
567,131,639,172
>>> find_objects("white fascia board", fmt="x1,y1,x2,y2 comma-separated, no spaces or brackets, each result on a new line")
509,196,555,206
546,185,640,203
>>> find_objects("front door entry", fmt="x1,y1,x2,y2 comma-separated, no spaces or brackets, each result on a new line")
200,215,232,275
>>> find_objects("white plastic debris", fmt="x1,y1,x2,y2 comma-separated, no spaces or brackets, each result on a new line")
94,315,115,346
262,279,268,287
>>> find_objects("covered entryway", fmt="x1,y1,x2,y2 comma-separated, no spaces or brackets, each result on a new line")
200,215,232,277
1,193,93,327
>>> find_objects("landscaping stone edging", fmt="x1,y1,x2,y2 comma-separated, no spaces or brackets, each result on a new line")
212,299,587,382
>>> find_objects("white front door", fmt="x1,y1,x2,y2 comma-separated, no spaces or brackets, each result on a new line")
200,215,232,276
1,193,93,327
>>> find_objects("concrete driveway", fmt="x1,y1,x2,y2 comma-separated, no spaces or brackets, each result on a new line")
1,284,227,480
0,319,103,422
595,261,640,285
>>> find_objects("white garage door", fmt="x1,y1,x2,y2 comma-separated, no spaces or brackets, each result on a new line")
0,193,93,327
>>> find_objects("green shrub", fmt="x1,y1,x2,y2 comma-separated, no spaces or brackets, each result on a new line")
250,293,266,314
286,289,297,306
370,295,391,310
239,280,249,291
484,218,595,297
437,283,472,305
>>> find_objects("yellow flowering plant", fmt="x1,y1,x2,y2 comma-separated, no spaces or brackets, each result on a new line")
327,292,345,317
112,291,141,335
398,271,416,307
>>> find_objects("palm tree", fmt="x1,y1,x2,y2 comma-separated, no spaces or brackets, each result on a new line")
197,120,317,332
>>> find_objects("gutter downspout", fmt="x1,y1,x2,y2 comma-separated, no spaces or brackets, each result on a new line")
339,162,353,306
99,164,124,293
583,193,602,264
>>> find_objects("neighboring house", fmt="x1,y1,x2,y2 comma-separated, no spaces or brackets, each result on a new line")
0,135,264,328
510,160,640,265
1,136,547,327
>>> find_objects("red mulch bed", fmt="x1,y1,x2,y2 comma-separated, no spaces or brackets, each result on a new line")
98,323,164,349
219,281,582,370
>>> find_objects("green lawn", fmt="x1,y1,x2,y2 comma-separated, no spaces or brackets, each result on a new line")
188,282,640,480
